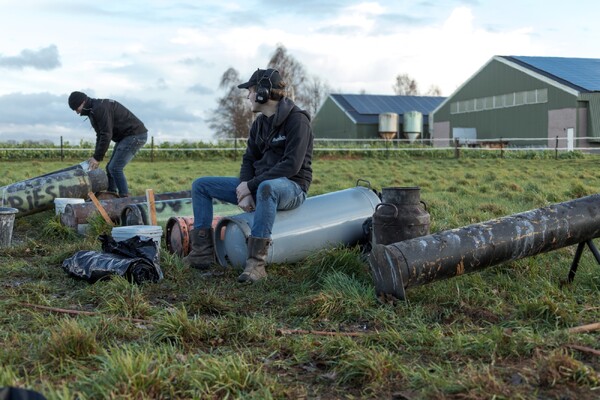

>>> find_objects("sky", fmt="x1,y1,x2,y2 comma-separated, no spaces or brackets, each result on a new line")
0,0,598,145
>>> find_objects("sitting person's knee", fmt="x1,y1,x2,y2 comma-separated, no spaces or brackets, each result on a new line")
256,181,275,199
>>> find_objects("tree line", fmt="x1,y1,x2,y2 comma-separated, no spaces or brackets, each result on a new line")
208,44,441,139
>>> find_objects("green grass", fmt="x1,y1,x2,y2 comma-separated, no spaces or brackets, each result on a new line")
2,155,600,398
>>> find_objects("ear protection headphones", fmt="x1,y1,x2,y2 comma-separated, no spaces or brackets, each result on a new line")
255,68,279,104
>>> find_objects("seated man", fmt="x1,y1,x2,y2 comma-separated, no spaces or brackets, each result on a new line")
184,68,314,283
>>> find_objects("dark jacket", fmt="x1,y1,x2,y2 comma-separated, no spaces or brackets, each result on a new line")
81,98,147,161
240,97,313,194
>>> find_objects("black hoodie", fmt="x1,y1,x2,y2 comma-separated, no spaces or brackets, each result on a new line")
240,97,313,194
81,98,147,161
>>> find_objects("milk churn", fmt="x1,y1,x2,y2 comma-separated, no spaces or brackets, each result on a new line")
372,186,430,246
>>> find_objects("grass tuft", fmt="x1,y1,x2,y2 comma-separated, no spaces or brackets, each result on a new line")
537,348,600,388
291,271,377,321
42,317,99,364
299,246,371,285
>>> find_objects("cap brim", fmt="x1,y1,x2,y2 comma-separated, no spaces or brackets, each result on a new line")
237,81,253,89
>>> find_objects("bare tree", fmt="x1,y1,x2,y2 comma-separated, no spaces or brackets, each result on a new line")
425,85,443,96
268,44,308,105
302,75,331,118
208,44,332,136
392,73,419,95
267,43,331,117
208,67,254,139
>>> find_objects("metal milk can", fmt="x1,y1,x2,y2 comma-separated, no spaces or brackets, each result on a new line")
372,186,430,246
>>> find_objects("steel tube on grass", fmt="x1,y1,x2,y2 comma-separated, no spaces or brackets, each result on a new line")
60,190,191,228
122,198,241,229
0,164,107,217
369,193,600,300
214,185,381,268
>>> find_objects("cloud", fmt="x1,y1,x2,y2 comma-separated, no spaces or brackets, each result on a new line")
187,84,213,95
0,92,208,144
180,56,214,67
0,45,61,70
0,92,70,124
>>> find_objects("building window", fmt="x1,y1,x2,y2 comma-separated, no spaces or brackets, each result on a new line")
494,95,504,108
450,88,549,114
515,92,525,106
537,88,548,102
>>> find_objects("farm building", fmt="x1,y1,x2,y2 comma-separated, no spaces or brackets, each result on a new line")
431,55,600,149
312,94,445,140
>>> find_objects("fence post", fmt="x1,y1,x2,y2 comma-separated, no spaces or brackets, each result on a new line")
385,138,390,158
60,136,64,161
234,137,238,161
454,138,460,159
151,136,154,163
500,137,504,159
555,136,559,160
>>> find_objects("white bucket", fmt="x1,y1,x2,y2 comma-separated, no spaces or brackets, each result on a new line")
111,225,163,245
54,198,85,216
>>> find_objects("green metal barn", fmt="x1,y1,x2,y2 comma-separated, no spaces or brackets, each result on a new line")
312,94,445,140
431,55,600,149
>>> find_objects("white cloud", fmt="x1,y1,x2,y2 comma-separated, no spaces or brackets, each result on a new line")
0,0,598,144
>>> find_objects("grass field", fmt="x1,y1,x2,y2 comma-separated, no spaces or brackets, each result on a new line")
1,155,600,399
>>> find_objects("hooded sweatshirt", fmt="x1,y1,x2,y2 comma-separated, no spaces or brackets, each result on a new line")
81,98,147,161
240,97,313,194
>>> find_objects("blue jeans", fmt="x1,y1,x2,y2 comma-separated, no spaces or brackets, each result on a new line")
106,132,147,195
191,176,306,238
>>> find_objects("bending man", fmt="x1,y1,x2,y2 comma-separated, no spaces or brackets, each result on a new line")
68,91,148,197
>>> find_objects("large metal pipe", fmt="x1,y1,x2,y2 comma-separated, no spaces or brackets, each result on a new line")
121,198,241,228
60,190,191,228
369,193,600,300
0,164,107,217
214,185,381,268
165,213,237,258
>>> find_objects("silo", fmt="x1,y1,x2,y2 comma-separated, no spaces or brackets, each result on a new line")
378,112,398,140
403,111,423,143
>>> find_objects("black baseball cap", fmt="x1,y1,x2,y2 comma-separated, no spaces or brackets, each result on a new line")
238,68,283,89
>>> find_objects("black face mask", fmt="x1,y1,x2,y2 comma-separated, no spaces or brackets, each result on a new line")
80,99,91,116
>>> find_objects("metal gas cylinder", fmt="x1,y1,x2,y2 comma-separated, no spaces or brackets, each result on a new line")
372,186,430,246
214,183,381,268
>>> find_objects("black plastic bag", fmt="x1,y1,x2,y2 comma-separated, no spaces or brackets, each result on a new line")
0,387,47,400
62,234,163,284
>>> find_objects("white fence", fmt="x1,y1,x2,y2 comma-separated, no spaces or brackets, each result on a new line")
1,136,600,158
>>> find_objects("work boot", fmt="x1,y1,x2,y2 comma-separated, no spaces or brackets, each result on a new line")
238,236,271,283
183,228,214,270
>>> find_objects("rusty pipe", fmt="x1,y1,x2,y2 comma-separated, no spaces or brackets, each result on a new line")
60,190,191,228
0,165,107,217
122,198,240,229
369,193,600,300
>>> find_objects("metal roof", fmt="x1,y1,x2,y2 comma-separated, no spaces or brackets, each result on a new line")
330,94,445,124
504,56,600,92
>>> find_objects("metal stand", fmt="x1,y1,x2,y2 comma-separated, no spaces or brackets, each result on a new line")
567,240,600,283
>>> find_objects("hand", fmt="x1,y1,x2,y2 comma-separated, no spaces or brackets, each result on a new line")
238,194,255,212
236,181,251,203
88,157,99,170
